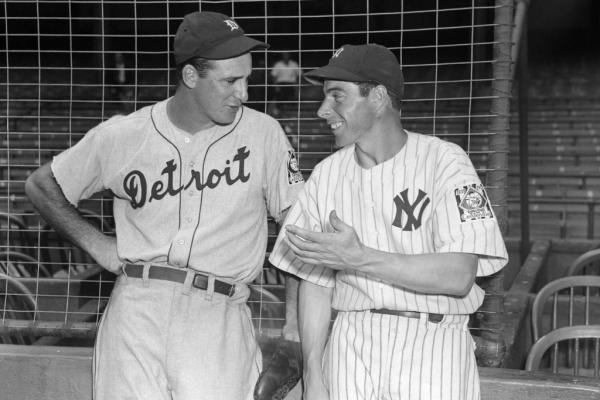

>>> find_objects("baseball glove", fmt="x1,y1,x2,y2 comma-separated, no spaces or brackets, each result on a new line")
254,338,302,400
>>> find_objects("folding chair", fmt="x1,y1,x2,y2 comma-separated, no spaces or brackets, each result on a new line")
567,248,600,276
248,285,285,332
0,250,51,278
0,211,34,257
39,208,114,277
525,325,600,377
0,272,37,345
531,275,600,342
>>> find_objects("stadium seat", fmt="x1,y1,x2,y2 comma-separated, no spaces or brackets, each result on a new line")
531,276,600,342
0,211,35,257
566,248,600,276
248,285,284,333
0,250,51,278
0,271,37,345
39,208,114,277
525,325,600,377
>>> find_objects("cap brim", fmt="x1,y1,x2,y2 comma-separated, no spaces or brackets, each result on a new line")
202,36,269,60
303,65,365,85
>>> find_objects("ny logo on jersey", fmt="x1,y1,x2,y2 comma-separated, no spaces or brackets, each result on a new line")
224,20,239,31
392,189,430,231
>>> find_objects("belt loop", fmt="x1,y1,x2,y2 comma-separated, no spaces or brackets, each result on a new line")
142,264,151,287
204,275,215,301
121,263,128,280
182,270,194,296
419,312,428,325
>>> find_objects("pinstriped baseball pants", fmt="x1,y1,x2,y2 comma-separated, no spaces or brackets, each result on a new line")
323,311,479,400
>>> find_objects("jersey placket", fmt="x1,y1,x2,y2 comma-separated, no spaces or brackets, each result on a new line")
366,167,391,305
168,135,203,268
360,168,385,306
362,169,379,246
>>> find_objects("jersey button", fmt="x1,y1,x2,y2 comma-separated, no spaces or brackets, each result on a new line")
184,138,190,144
189,162,195,168
186,217,193,223
177,239,185,245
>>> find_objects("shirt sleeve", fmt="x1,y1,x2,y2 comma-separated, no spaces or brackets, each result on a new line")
432,143,508,277
268,172,337,287
263,121,305,223
50,125,108,206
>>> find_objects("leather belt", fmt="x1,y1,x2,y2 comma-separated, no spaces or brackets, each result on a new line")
124,264,236,297
370,309,444,323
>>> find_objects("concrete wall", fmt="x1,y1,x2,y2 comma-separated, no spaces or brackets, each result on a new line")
1,344,599,400
0,345,92,400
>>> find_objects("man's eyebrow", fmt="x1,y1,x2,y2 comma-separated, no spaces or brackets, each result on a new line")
221,74,246,80
324,85,345,94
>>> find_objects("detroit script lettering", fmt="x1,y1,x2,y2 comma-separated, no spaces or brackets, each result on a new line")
123,146,250,209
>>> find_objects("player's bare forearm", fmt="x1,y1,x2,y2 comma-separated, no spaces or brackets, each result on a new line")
286,210,477,296
299,280,332,399
282,274,300,341
25,163,121,274
360,250,477,296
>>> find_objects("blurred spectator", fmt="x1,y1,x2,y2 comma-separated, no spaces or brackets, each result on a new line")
115,52,126,88
269,52,300,116
111,52,133,110
248,57,267,112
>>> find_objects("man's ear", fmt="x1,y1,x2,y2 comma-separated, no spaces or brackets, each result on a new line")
182,64,198,88
370,84,389,112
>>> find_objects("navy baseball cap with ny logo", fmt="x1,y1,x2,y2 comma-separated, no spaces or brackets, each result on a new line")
174,11,269,64
304,44,404,98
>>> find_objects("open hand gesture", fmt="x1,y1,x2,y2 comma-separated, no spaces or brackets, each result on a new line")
284,210,365,271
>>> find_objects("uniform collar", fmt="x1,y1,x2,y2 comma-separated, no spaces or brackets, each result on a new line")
401,130,419,166
151,98,243,144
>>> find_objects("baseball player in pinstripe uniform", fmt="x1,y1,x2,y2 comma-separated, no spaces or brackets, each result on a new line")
268,44,508,400
25,11,304,400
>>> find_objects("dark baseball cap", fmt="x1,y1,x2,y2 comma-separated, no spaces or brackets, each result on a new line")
304,44,404,98
174,11,269,64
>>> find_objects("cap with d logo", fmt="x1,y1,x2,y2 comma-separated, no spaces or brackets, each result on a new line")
174,11,269,64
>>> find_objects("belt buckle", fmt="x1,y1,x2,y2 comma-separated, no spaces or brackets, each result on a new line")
226,283,235,297
192,273,209,290
428,313,444,323
192,273,235,297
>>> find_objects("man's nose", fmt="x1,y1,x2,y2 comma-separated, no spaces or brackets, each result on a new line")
235,80,249,103
317,102,331,119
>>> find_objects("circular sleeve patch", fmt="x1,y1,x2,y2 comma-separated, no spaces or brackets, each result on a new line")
287,150,304,185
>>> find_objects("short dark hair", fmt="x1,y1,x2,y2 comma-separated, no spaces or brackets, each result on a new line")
357,82,401,111
176,57,212,81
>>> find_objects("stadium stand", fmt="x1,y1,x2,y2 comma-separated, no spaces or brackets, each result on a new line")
508,56,600,240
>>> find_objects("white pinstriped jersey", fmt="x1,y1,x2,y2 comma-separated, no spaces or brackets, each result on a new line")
52,99,303,283
269,130,508,314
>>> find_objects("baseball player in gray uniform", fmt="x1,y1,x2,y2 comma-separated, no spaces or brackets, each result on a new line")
25,11,303,400
268,44,508,400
